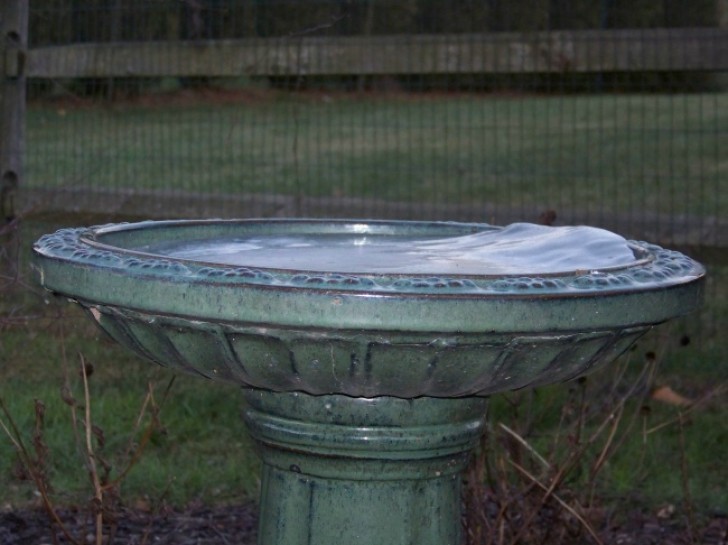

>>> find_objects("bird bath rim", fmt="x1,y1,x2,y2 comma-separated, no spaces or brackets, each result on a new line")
34,218,702,288
32,219,705,335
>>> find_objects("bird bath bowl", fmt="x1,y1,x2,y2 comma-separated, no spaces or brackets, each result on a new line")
32,219,704,545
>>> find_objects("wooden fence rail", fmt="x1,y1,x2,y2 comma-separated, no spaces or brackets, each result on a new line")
25,28,728,79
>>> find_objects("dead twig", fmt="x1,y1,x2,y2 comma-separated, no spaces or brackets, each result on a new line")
678,411,698,545
508,458,604,545
0,397,82,545
103,376,175,492
79,355,104,545
498,422,551,470
645,383,727,435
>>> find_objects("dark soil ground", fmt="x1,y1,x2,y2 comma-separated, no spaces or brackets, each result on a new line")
0,504,258,545
1,502,725,545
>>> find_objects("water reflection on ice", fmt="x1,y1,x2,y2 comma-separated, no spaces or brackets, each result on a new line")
137,223,638,275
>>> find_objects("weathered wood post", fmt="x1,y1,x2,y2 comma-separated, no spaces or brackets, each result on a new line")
1,0,28,222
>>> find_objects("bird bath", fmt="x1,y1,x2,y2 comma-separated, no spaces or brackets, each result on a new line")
32,219,704,545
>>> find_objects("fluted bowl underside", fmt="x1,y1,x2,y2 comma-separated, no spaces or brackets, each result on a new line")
32,219,704,397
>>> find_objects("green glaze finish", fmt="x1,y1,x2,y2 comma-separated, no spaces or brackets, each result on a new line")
79,305,651,397
32,219,704,397
32,220,704,335
243,390,487,545
31,219,705,545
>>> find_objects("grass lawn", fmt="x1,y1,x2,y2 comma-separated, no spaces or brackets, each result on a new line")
26,91,728,220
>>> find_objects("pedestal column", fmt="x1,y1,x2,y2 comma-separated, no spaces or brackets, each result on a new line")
243,389,488,545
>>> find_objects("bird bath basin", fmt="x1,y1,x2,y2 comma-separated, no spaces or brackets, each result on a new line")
32,219,704,545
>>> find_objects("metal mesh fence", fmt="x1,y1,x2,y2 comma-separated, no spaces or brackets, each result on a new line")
22,2,727,249
1,0,723,355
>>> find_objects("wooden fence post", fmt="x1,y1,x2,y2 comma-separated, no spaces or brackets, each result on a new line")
1,0,28,222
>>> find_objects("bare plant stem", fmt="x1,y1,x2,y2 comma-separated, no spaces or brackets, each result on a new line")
0,398,81,545
646,383,727,435
678,411,698,545
103,376,174,493
589,403,624,485
498,423,550,470
508,459,604,545
504,393,631,545
80,355,104,545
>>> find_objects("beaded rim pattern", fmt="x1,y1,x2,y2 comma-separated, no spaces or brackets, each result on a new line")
33,222,705,295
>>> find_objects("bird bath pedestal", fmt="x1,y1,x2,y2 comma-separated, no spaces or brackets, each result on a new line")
32,219,704,545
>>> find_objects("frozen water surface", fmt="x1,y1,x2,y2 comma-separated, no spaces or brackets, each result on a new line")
137,223,639,275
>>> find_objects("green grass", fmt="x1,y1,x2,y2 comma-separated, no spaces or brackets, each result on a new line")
26,91,728,218
1,315,260,508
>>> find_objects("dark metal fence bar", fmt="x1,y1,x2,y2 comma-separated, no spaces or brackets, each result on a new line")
0,0,28,222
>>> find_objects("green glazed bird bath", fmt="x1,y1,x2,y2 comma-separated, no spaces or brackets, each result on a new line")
32,219,705,545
